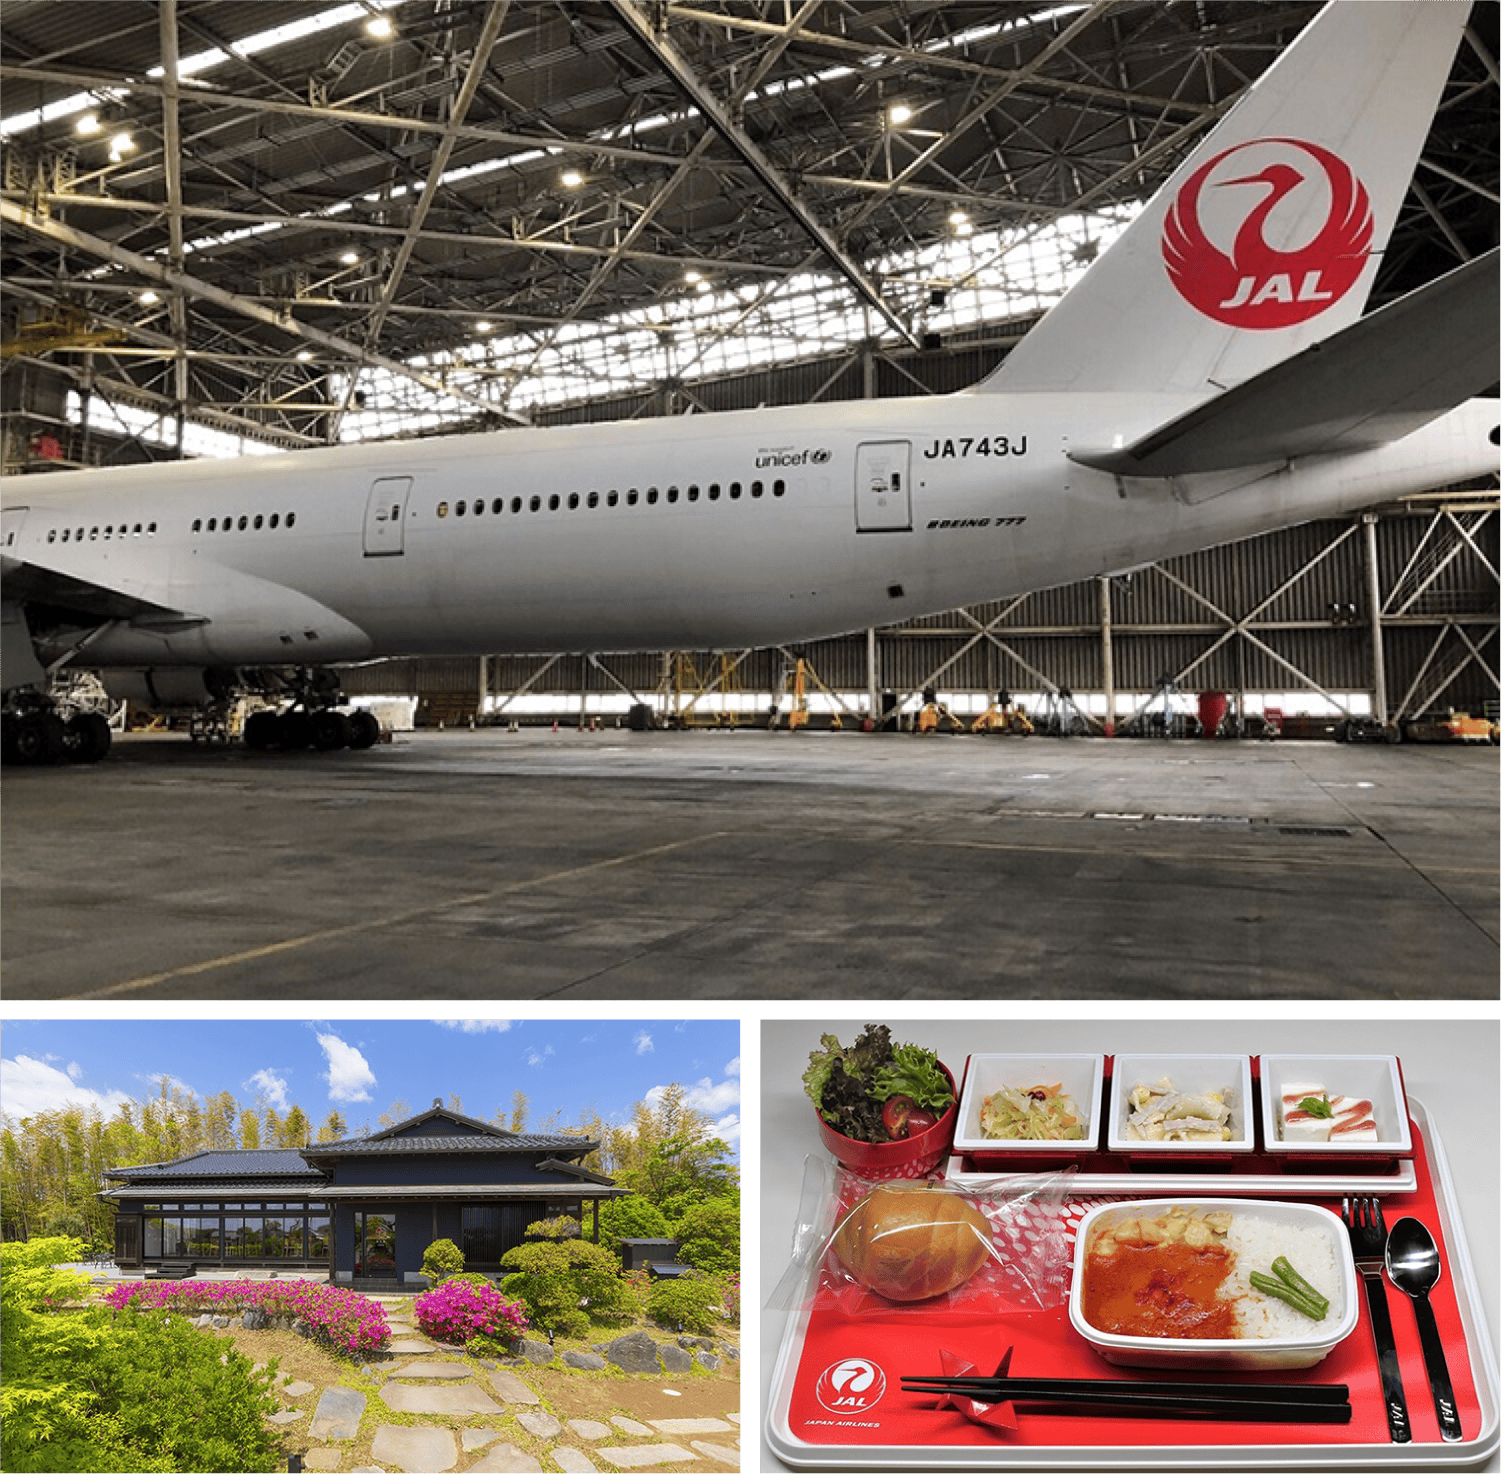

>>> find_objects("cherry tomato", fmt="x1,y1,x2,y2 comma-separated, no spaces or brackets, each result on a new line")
905,1105,939,1136
881,1094,915,1139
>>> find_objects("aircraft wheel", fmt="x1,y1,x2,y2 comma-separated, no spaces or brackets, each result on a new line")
9,712,65,764
63,712,112,764
347,710,381,750
243,710,278,750
310,709,352,751
277,711,314,750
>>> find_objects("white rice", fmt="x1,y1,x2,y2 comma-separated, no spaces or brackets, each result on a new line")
1223,1214,1342,1339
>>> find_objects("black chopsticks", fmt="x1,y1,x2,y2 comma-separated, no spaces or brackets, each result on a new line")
901,1374,1353,1423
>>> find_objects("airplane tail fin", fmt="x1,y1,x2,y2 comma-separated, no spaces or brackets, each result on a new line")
971,1,1470,399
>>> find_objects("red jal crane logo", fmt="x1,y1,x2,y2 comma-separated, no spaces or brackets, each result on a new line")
814,1357,886,1414
1162,137,1373,329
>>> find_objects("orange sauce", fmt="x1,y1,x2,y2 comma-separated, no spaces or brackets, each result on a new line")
1083,1240,1238,1340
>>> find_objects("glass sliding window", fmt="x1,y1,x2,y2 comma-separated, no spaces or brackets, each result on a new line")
186,1216,219,1256
145,1215,164,1257
308,1213,332,1260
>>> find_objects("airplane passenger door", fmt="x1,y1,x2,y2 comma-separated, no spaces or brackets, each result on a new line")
854,442,912,532
363,476,411,556
2,505,29,552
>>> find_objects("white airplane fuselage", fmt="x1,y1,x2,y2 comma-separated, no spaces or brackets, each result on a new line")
4,391,1494,676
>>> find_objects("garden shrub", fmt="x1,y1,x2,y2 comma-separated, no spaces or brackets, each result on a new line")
499,1239,639,1339
672,1195,739,1276
597,1195,671,1253
646,1269,726,1336
413,1278,527,1350
525,1215,581,1239
102,1279,390,1358
2,1240,281,1472
421,1237,465,1284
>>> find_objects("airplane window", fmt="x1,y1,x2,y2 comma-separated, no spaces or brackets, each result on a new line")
530,495,541,512
90,527,99,539
708,483,721,500
207,518,217,531
47,530,56,543
548,494,560,511
474,500,485,516
509,497,520,514
568,493,579,510
688,485,699,502
588,491,599,508
270,514,280,529
437,503,450,518
286,513,296,527
253,515,263,530
238,516,248,530
729,482,742,499
607,490,619,507
627,489,639,506
456,500,467,516
149,522,158,534
751,480,764,498
646,487,659,505
667,486,679,503
774,479,786,496
494,499,505,514
133,524,143,536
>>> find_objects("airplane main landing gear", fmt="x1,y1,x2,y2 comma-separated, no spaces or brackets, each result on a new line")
1,694,114,766
242,705,380,752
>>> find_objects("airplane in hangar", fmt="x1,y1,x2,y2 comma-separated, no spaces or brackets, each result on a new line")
2,0,1496,764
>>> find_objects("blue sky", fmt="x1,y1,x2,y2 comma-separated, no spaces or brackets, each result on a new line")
0,1018,741,1153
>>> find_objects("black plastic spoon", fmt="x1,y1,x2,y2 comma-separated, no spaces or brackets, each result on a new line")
1385,1216,1463,1442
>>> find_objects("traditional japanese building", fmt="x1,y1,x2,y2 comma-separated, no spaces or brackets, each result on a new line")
101,1101,627,1285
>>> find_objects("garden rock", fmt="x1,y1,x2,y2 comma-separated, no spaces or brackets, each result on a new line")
658,1342,692,1373
308,1386,366,1442
301,1451,343,1472
694,1351,721,1371
241,1308,269,1330
379,1382,502,1416
195,1313,214,1329
676,1335,716,1351
370,1424,458,1473
466,1444,543,1472
720,1344,739,1360
609,1416,652,1436
597,1330,663,1374
269,1409,303,1426
566,1418,613,1441
562,1350,607,1371
516,1410,562,1439
282,1380,316,1397
552,1451,601,1474
388,1360,471,1379
594,1444,697,1468
462,1427,501,1452
512,1335,555,1365
689,1441,741,1467
649,1418,736,1435
489,1367,541,1405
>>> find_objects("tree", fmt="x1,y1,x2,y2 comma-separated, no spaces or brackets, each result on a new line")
377,1099,411,1130
279,1106,311,1148
316,1110,347,1143
238,1111,261,1150
503,1090,529,1134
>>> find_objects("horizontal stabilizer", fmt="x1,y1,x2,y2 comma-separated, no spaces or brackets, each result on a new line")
1071,249,1500,477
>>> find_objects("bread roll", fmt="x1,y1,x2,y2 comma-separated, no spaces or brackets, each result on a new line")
830,1183,991,1301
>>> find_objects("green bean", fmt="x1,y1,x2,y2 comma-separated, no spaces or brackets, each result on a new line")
1271,1256,1330,1316
1249,1270,1327,1321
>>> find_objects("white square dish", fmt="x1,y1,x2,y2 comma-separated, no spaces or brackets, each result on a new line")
1259,1054,1412,1157
1107,1054,1255,1156
1068,1197,1359,1371
953,1054,1104,1158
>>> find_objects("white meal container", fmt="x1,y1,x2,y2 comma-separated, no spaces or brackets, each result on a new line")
1108,1053,1255,1157
1068,1197,1359,1371
952,1054,1105,1161
1258,1053,1413,1158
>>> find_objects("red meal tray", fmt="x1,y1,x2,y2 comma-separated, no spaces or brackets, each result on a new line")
766,1100,1499,1469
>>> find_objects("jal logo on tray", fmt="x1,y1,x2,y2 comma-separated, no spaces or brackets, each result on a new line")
814,1357,887,1414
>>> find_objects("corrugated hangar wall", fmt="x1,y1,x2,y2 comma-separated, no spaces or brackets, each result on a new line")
342,343,1499,727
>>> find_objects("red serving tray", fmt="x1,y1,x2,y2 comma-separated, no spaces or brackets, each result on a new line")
778,1113,1488,1456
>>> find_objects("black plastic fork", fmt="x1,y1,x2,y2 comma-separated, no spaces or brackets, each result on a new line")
1343,1195,1411,1443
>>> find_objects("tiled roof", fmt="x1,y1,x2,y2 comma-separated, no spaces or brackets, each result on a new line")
103,1149,325,1182
306,1133,596,1155
103,1178,328,1198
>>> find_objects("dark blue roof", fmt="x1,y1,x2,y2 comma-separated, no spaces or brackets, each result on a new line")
104,1149,324,1182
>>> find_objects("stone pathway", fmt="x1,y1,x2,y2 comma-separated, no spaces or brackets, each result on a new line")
264,1315,739,1474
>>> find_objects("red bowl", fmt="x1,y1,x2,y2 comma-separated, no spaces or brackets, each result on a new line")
814,1064,958,1179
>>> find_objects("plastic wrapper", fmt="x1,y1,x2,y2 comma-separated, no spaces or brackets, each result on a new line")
769,1155,1076,1317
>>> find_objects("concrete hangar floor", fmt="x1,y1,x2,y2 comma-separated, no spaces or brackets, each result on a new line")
2,727,1496,1000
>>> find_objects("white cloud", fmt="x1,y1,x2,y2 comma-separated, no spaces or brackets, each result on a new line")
725,1056,740,1077
634,1032,654,1056
434,1020,514,1034
66,1061,84,1080
317,1032,377,1102
243,1068,290,1109
714,1112,742,1144
682,1073,740,1116
0,1055,133,1119
526,1045,555,1069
